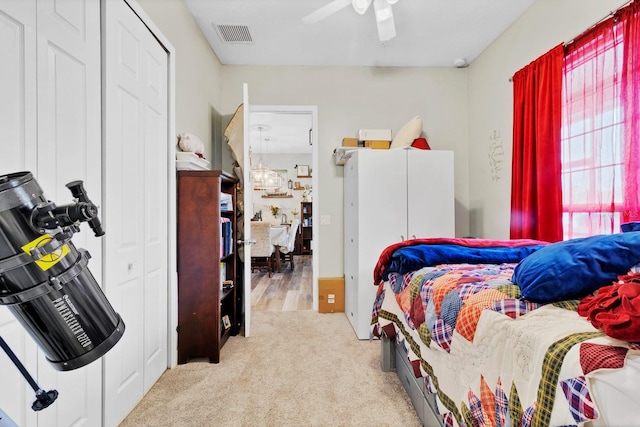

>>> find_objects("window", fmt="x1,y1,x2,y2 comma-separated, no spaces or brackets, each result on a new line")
561,21,625,239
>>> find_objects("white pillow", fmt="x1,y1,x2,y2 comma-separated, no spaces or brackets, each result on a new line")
391,116,423,148
177,133,205,154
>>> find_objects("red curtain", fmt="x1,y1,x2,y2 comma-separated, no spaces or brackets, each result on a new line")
620,2,640,222
510,44,564,242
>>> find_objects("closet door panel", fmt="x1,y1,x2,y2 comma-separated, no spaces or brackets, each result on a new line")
34,0,102,426
0,2,45,425
142,35,168,392
0,0,101,425
36,0,102,218
103,0,169,424
103,83,145,427
0,0,37,176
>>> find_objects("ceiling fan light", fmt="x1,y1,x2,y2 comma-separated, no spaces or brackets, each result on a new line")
352,0,372,15
373,0,393,22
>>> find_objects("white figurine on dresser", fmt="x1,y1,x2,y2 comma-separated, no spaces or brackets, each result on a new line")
343,148,455,339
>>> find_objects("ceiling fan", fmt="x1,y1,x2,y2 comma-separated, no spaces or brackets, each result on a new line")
303,0,398,42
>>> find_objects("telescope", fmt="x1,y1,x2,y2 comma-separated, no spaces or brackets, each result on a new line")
0,172,124,422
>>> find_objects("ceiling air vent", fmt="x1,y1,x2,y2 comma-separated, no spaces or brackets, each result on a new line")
214,24,253,44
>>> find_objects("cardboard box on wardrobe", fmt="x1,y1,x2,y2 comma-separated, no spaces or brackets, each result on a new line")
342,137,359,147
364,140,391,149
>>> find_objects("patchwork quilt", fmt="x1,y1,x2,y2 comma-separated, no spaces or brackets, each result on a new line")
371,249,640,427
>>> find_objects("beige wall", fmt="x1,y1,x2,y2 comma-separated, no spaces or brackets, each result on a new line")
219,66,470,277
136,0,625,275
467,0,624,239
137,0,223,163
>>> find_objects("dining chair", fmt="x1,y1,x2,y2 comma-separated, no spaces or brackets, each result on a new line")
250,221,274,277
278,219,300,271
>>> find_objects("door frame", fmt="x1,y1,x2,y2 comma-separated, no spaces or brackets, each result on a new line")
247,104,319,312
118,0,178,369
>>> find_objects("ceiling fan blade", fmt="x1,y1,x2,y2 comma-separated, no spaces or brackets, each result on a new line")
302,0,353,25
377,17,396,41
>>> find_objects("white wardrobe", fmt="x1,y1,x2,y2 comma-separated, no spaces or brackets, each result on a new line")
343,149,455,339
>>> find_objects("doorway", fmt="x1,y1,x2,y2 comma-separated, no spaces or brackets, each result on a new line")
247,106,318,313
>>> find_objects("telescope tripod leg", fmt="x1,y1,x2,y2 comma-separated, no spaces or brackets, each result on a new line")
0,336,58,412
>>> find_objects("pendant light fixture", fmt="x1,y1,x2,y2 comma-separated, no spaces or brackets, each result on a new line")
251,125,282,191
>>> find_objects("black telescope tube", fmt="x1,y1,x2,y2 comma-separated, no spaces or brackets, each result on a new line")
0,172,124,371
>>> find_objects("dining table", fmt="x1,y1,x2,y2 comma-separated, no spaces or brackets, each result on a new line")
270,224,290,273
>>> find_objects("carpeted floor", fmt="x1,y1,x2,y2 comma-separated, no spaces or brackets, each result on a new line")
120,310,422,426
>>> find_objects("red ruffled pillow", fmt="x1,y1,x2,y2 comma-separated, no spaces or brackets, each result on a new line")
577,272,640,341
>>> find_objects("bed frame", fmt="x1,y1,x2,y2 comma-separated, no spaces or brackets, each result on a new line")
381,333,443,427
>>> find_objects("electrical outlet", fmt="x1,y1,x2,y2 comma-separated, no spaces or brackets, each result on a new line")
320,214,331,225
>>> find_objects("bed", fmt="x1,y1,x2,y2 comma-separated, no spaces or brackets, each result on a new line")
370,235,640,427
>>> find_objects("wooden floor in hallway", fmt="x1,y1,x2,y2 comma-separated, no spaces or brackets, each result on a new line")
251,255,313,312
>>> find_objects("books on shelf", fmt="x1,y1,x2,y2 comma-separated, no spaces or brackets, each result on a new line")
220,217,233,257
220,192,232,211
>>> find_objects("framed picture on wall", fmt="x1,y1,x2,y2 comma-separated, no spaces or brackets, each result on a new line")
274,169,288,181
297,165,309,177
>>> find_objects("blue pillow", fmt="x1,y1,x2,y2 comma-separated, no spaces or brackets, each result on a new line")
512,232,640,303
621,222,640,232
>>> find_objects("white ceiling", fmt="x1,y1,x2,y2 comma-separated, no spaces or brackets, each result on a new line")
184,0,536,68
183,0,536,153
249,112,313,154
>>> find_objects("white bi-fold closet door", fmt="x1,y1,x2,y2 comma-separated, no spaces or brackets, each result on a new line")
102,0,169,425
0,0,170,425
0,0,102,425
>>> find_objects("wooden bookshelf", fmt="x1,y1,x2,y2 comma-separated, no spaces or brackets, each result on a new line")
177,170,239,364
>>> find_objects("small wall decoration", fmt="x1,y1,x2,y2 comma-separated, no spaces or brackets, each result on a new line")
297,164,310,177
488,130,504,181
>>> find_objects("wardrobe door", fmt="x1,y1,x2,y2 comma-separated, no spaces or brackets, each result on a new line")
0,3,39,425
406,150,455,239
